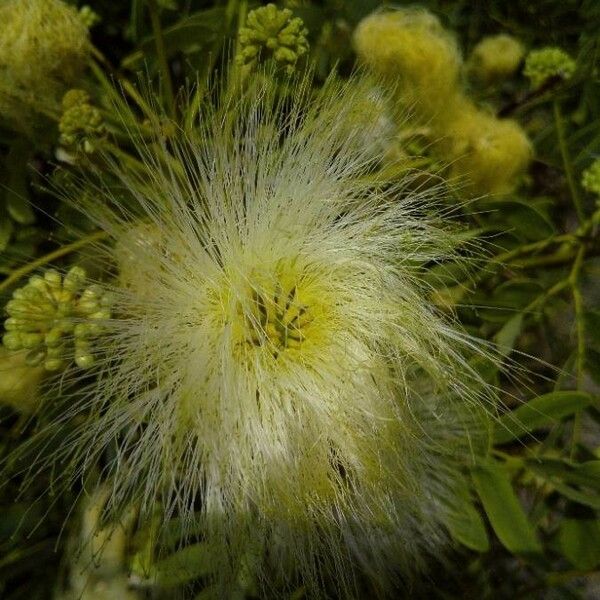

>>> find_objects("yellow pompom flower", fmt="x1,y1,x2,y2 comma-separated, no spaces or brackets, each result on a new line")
439,98,533,196
353,8,463,124
468,34,526,85
23,75,493,597
0,0,90,133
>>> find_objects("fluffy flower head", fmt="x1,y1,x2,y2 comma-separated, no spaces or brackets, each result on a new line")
28,74,492,596
438,98,532,196
353,8,463,123
0,0,90,131
468,34,525,85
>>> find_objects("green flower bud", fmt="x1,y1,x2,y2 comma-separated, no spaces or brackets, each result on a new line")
78,5,100,28
2,266,112,371
582,159,600,198
523,47,576,89
237,3,309,75
59,89,105,152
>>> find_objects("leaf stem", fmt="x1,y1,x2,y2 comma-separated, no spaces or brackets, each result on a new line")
0,231,108,294
569,244,586,457
553,100,584,223
147,0,176,117
90,49,158,124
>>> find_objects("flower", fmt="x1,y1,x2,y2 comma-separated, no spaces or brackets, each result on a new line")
353,8,463,125
468,34,525,85
438,98,533,196
2,266,112,371
524,47,576,89
0,0,90,134
237,4,309,74
28,74,492,597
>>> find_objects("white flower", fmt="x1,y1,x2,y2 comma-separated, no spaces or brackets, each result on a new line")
28,74,492,597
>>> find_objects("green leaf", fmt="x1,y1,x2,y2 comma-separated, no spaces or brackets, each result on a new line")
524,458,600,491
494,391,594,444
472,458,542,556
0,212,13,251
193,585,221,600
558,519,600,570
494,312,524,357
523,458,600,508
482,198,555,241
446,498,490,552
122,8,226,69
576,460,600,484
4,140,35,225
549,479,600,509
585,310,600,351
151,542,214,587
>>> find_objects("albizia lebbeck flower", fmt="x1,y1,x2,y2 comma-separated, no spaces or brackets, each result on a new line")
22,74,493,597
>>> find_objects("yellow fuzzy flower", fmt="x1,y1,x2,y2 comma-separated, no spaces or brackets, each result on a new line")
0,0,90,133
353,8,463,124
439,98,533,196
23,74,492,597
468,34,526,85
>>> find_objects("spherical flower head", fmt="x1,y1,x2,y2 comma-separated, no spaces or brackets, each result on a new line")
468,34,525,85
582,159,600,198
237,3,309,75
59,89,105,152
0,0,90,132
353,8,463,124
31,74,492,597
2,266,112,371
524,47,576,89
439,98,533,196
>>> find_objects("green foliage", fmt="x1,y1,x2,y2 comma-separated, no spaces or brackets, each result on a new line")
0,0,599,598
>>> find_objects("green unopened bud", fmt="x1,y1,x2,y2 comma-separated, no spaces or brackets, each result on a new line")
523,47,576,89
582,159,600,198
79,5,100,28
2,266,112,371
237,3,309,75
59,89,105,152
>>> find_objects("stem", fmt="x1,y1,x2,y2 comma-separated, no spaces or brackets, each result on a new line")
0,231,109,294
90,49,158,124
147,0,175,117
554,100,584,223
569,244,586,457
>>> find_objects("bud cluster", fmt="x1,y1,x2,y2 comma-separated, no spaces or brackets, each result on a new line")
59,89,105,153
237,3,309,74
3,267,111,370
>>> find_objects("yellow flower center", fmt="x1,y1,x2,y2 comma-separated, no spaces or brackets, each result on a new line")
245,279,314,356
